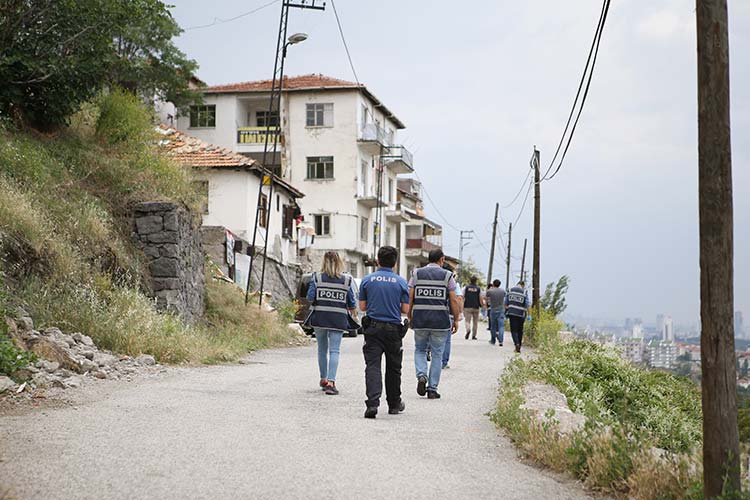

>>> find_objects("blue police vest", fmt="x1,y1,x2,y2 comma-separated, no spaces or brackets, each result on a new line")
411,266,452,330
506,286,528,318
306,273,351,331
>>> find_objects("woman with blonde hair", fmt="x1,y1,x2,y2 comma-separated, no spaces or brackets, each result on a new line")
305,251,357,395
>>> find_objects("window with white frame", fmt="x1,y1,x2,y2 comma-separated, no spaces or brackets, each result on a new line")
360,161,368,196
349,261,358,278
306,103,333,127
360,217,369,242
189,105,216,128
314,214,331,236
306,156,334,179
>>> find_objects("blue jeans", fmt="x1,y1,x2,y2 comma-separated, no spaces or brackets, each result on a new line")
442,330,451,367
315,328,344,381
414,329,450,391
489,309,505,344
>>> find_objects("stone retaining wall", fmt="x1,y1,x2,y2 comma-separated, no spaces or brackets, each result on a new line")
133,202,205,322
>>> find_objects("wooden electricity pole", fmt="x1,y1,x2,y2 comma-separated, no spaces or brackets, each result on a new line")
505,223,512,289
532,148,541,312
487,203,499,284
696,0,739,496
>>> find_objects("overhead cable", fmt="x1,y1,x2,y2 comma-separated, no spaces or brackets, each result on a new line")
184,0,281,30
541,0,611,182
330,0,360,86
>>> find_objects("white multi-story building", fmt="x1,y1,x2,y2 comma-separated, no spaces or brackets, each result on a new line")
172,74,414,278
648,340,677,370
663,315,674,341
620,338,646,365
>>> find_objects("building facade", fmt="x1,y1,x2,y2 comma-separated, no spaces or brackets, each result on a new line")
170,74,414,278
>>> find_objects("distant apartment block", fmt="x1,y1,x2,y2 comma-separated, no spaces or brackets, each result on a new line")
648,340,677,370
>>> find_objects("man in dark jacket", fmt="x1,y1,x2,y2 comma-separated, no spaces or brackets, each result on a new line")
505,280,530,353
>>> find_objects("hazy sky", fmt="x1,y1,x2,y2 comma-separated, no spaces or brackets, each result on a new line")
168,0,748,326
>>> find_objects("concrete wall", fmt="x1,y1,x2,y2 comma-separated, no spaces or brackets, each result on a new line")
133,202,205,322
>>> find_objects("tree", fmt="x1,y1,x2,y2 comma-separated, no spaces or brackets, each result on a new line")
540,275,569,316
456,258,485,288
0,0,199,129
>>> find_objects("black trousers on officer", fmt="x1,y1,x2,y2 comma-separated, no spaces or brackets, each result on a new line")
509,315,525,347
363,325,403,409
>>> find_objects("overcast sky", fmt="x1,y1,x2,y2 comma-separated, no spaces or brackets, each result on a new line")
168,0,748,327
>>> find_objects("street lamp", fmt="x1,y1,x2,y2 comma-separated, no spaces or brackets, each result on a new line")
283,33,308,56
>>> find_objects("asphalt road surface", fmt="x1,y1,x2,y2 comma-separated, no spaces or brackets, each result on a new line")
1,329,593,500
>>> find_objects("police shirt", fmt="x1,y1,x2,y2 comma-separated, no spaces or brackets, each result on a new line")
359,267,410,324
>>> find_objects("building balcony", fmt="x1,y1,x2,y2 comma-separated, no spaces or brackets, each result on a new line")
355,195,387,209
386,206,410,222
405,237,442,258
382,145,413,173
358,123,388,154
236,126,281,151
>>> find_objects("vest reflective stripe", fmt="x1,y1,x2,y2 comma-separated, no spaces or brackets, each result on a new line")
506,286,527,318
412,304,450,311
307,273,351,330
311,305,348,314
411,266,451,330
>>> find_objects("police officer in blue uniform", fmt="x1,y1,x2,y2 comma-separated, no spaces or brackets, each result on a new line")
408,249,460,399
359,246,410,419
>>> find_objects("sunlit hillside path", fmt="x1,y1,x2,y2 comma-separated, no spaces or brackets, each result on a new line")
1,331,594,500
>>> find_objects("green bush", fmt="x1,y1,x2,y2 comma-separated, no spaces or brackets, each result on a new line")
492,325,705,498
95,89,155,145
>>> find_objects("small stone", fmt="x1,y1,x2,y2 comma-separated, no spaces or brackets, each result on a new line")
92,371,108,380
0,376,16,394
93,353,117,367
64,377,81,388
27,337,81,372
72,333,95,347
40,360,60,373
136,354,156,366
81,350,95,360
17,316,34,332
57,369,74,379
79,359,98,373
135,215,164,235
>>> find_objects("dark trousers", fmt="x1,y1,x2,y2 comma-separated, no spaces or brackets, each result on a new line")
363,327,403,409
509,316,525,346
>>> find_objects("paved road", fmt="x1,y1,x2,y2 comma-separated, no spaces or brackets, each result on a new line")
0,329,592,500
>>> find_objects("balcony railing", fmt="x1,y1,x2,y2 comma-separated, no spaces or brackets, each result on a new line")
358,123,387,144
237,126,280,145
382,145,413,171
406,237,442,252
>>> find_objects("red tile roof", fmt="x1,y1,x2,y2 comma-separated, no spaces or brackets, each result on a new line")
157,125,303,198
204,74,359,93
200,73,405,129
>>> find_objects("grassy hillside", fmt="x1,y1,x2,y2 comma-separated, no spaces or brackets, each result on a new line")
0,91,296,367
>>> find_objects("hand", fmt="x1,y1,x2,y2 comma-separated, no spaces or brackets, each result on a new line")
451,320,459,334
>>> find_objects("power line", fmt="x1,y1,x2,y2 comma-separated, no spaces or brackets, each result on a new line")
413,170,461,232
184,0,281,30
512,180,534,227
502,166,533,209
541,0,611,182
330,0,360,86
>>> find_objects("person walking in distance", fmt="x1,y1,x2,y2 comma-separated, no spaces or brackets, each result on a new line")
485,283,494,332
505,280,530,353
305,251,357,395
359,246,410,419
408,249,460,399
462,276,482,340
486,279,507,346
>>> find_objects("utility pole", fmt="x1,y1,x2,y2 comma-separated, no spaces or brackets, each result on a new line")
696,0,739,496
532,147,541,313
505,223,512,289
457,230,473,281
520,238,527,284
487,203,499,284
245,0,325,306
